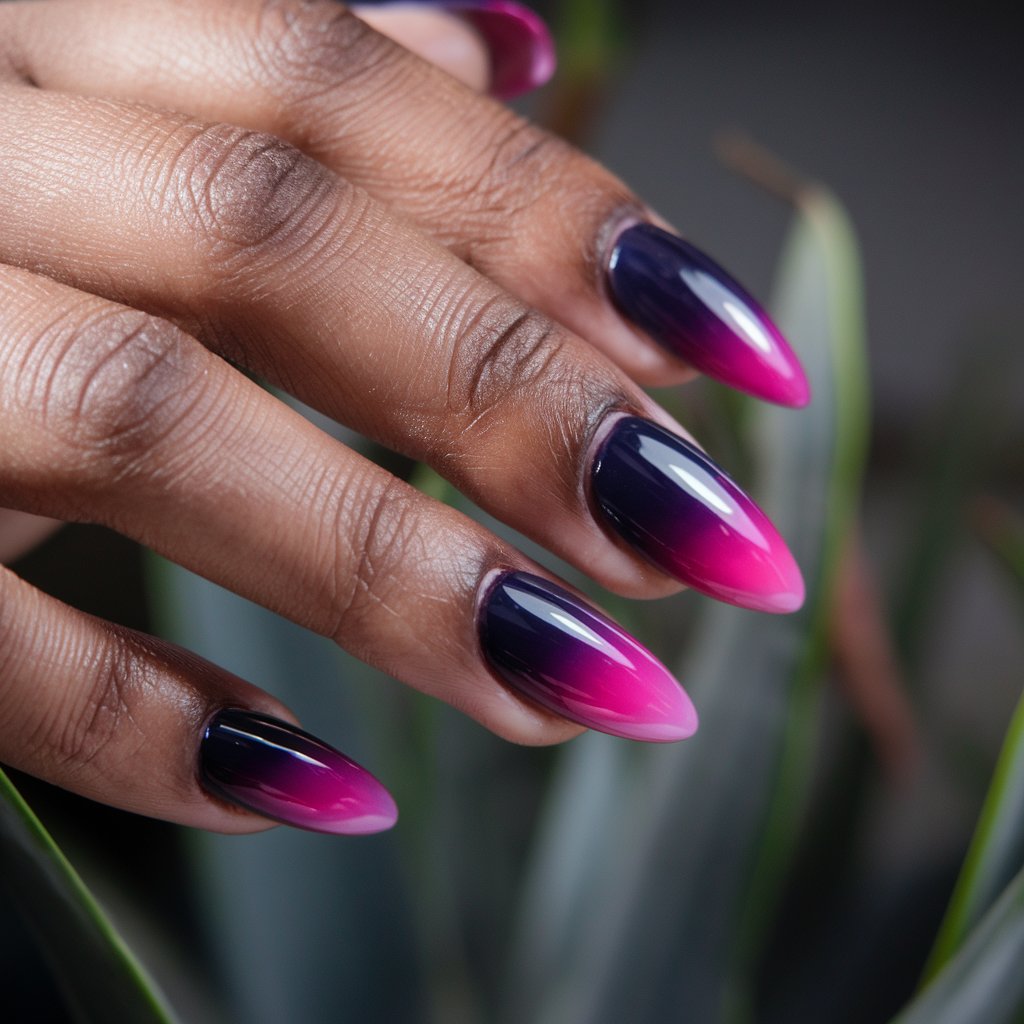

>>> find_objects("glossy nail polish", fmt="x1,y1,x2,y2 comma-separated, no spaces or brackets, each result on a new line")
479,571,697,742
441,2,555,99
369,1,555,99
200,709,398,835
608,224,810,407
591,417,805,613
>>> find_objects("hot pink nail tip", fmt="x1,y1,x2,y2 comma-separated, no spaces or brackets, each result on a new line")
608,224,811,408
201,710,398,836
448,2,557,99
481,572,698,742
592,418,806,614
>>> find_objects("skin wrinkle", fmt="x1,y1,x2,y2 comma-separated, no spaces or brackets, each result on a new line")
54,639,140,773
0,86,667,569
23,612,105,770
7,0,695,387
253,0,398,92
0,0,719,830
348,489,423,633
39,313,207,491
0,569,42,702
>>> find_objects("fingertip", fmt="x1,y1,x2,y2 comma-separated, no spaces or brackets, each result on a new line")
351,5,492,92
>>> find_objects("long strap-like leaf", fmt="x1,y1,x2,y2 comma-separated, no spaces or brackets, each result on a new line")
0,767,176,1023
892,864,1024,1024
923,690,1024,981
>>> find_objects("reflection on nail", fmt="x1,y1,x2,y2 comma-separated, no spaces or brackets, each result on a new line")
480,571,698,741
592,417,805,613
373,1,556,99
200,709,398,835
608,224,810,407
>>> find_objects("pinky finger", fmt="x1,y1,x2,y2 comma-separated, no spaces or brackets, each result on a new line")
0,566,397,836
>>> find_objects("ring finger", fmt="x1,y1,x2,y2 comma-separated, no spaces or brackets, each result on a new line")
0,84,803,611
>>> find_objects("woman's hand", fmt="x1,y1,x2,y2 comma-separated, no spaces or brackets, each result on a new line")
0,0,807,835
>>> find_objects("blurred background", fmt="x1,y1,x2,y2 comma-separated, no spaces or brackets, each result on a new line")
3,1,1022,1021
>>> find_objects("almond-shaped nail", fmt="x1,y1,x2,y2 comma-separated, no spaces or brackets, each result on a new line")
608,223,810,407
591,417,805,613
479,571,698,742
200,709,398,835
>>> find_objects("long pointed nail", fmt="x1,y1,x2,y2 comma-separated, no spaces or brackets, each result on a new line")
479,571,698,742
591,417,805,613
608,224,810,407
200,710,398,835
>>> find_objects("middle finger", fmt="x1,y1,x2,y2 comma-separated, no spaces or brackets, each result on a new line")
2,0,809,399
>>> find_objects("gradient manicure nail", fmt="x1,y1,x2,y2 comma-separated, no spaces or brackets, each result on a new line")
200,709,398,835
608,223,810,407
450,2,555,99
591,417,805,613
479,571,697,742
367,1,555,99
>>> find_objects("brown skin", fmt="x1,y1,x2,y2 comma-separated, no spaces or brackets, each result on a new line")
0,0,698,833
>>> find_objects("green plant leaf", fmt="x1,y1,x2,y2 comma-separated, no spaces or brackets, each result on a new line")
503,159,869,1024
0,767,176,1024
891,864,1024,1024
924,689,1024,981
555,0,622,82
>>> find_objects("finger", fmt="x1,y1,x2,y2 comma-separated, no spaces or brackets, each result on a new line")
0,0,805,400
0,564,397,834
0,264,697,743
0,85,807,611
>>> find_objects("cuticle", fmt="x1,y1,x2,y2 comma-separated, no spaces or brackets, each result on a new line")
594,202,651,300
475,565,514,629
581,404,643,520
196,703,234,757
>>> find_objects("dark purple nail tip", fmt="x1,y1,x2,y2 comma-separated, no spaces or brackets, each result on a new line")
608,224,810,407
592,417,805,613
479,571,697,742
200,709,398,835
440,1,556,99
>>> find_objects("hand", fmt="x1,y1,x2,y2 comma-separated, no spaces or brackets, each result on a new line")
0,0,806,835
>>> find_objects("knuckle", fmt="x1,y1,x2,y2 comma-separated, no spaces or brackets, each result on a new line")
448,298,571,419
326,475,426,644
459,116,567,225
250,0,402,106
31,308,206,488
445,298,628,503
174,123,332,258
29,634,143,774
